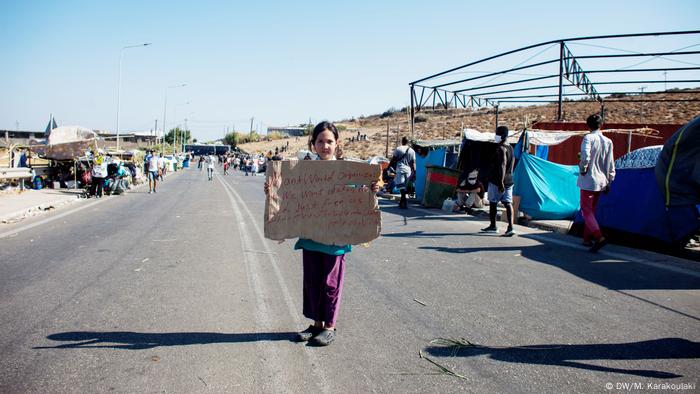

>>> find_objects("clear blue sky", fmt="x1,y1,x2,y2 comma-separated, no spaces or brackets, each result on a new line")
1,0,698,141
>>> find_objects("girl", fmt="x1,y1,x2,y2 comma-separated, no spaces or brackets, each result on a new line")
265,121,379,346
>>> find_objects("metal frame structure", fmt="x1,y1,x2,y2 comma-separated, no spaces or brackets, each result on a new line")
409,30,700,136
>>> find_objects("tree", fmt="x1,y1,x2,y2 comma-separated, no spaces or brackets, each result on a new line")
223,132,238,148
164,127,191,145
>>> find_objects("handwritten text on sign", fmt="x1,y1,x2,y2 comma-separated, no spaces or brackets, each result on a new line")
264,160,381,245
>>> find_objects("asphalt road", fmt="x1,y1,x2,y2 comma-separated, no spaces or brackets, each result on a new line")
1,166,698,393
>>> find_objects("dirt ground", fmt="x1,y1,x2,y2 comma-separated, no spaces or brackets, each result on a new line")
238,90,700,160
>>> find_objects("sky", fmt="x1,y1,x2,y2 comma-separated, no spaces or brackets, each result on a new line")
0,0,698,141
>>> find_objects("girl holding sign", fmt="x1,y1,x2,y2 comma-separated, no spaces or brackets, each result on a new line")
265,121,379,346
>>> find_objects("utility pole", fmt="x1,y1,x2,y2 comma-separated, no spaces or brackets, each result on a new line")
385,122,389,157
663,71,667,91
250,117,254,133
639,86,647,123
183,118,188,152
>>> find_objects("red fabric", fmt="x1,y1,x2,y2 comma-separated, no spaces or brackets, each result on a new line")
533,122,681,165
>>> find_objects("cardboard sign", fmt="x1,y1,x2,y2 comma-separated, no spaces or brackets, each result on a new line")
264,160,382,245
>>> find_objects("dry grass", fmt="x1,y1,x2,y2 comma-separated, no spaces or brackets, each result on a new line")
238,90,700,160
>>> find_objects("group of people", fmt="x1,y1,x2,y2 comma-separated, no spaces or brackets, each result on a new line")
480,114,614,250
87,151,136,198
195,152,270,180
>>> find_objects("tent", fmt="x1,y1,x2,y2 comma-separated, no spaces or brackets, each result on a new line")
411,139,461,201
459,129,583,219
513,153,580,219
32,126,104,160
573,143,699,246
655,115,700,207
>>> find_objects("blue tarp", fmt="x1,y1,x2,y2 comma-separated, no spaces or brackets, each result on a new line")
513,153,580,219
415,148,446,201
575,167,699,244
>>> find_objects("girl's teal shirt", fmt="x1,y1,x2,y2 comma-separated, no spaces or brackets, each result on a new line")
294,238,351,256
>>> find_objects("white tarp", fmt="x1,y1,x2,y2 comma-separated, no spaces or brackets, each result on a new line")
462,128,520,144
38,125,103,160
462,128,585,146
48,126,98,145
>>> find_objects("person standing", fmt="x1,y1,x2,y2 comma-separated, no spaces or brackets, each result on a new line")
90,152,108,198
578,114,615,252
482,126,515,236
391,137,416,209
264,121,378,346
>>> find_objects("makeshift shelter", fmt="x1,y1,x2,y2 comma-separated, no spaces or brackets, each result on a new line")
456,128,583,219
655,115,700,208
513,153,580,219
571,141,699,247
32,125,104,160
411,139,461,201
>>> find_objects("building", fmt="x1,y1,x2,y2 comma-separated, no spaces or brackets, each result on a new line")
1,130,46,146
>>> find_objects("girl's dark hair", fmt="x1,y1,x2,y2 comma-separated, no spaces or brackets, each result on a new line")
308,121,339,149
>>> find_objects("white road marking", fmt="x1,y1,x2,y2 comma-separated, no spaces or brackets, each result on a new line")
217,174,330,393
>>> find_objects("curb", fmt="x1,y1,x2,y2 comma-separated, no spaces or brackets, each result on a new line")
0,169,185,224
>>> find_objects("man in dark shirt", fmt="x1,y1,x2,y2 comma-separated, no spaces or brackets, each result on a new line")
482,126,515,236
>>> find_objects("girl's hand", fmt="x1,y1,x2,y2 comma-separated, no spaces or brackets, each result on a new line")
335,145,344,160
370,181,380,193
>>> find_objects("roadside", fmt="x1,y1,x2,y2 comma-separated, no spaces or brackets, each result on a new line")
0,169,181,226
379,191,700,262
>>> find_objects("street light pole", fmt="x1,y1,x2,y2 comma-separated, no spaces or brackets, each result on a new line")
173,101,189,155
116,42,151,152
162,84,186,155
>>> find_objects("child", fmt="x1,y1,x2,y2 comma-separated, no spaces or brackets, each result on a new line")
265,121,379,346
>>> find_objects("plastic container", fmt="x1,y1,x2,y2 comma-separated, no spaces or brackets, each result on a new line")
422,166,460,208
33,176,43,190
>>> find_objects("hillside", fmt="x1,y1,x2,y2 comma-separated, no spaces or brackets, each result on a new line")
239,89,700,159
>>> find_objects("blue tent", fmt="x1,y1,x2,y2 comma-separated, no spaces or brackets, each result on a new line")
412,140,461,201
513,153,580,219
574,167,699,245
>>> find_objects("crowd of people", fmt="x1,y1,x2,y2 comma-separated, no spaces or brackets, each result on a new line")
194,151,281,180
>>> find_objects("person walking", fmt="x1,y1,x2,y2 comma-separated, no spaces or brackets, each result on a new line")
264,121,378,346
482,126,515,236
206,154,215,181
147,150,159,193
390,137,416,209
578,114,616,252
